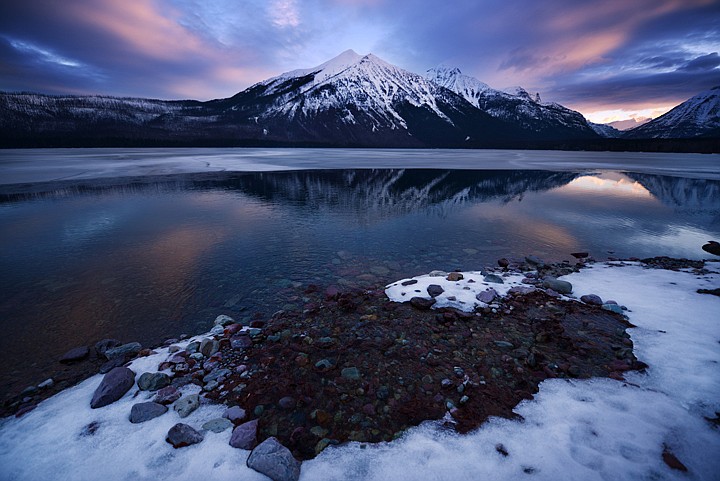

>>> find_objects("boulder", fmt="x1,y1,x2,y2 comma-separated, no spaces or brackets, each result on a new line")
410,297,436,310
203,418,233,433
580,294,603,305
475,288,497,304
130,402,168,423
229,419,258,449
483,274,504,284
247,437,301,481
166,423,204,448
214,314,236,326
223,405,247,424
95,339,122,357
199,338,219,357
154,385,181,405
137,372,171,391
90,367,135,409
426,284,444,297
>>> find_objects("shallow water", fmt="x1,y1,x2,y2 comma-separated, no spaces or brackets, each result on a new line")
0,163,719,397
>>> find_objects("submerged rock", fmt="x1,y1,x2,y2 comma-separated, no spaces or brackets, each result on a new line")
59,346,89,363
90,367,135,409
247,437,301,481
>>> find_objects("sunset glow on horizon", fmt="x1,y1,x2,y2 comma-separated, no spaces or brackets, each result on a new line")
0,0,718,123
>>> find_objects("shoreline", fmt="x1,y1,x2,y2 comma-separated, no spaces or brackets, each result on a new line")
2,254,718,480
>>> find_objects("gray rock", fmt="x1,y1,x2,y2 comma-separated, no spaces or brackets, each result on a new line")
137,372,171,391
525,255,545,266
483,274,504,284
223,405,247,424
315,359,334,371
508,286,536,295
247,437,301,481
214,314,235,326
166,423,204,448
231,335,252,349
493,341,514,349
95,339,122,356
203,368,232,384
98,357,126,374
38,378,54,389
278,396,295,410
580,294,603,305
475,288,497,303
90,367,135,409
174,394,200,418
154,385,181,405
543,278,573,294
104,342,142,361
341,367,361,380
59,346,89,363
602,303,625,315
130,402,168,423
199,338,219,357
229,419,258,449
203,417,233,433
427,284,444,297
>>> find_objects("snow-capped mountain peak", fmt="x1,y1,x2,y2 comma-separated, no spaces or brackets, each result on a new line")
426,66,492,109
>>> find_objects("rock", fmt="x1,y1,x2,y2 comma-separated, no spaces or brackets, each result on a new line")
508,286,536,295
410,297,436,310
104,342,142,361
231,334,252,350
223,405,247,424
525,255,545,267
98,357,126,374
203,368,231,384
483,274,504,284
494,341,514,349
446,272,464,281
427,285,444,297
580,294,603,305
137,372,171,391
247,437,301,481
166,423,204,448
341,367,361,380
90,367,135,409
315,359,334,371
174,394,200,418
229,419,259,449
38,378,54,389
571,252,589,259
59,346,89,363
95,339,122,356
401,279,418,286
497,258,510,268
203,417,233,433
154,385,181,405
199,338,219,357
542,278,573,294
701,241,720,256
214,314,235,326
602,303,625,315
278,396,296,410
325,286,340,300
129,402,168,423
662,446,688,472
475,288,497,303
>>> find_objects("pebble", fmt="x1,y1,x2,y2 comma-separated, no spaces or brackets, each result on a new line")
475,288,497,303
154,385,181,405
446,272,464,281
166,423,204,448
223,405,247,424
483,274,504,284
426,285,444,297
38,379,54,389
341,367,361,380
199,338,219,357
203,418,233,433
137,372,171,391
174,394,200,418
279,396,296,410
229,419,258,449
247,437,301,481
90,367,135,409
129,402,168,423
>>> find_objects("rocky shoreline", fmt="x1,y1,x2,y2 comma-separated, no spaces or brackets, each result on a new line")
2,254,714,480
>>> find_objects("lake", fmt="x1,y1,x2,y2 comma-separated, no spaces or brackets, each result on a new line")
1,148,719,398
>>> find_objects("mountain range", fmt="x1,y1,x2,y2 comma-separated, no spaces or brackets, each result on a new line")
1,50,718,149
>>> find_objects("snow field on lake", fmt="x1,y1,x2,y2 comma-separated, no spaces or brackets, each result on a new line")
0,262,718,481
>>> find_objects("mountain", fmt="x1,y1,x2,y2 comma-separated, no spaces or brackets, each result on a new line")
623,87,720,139
426,66,598,140
588,122,622,138
2,50,716,149
608,118,651,131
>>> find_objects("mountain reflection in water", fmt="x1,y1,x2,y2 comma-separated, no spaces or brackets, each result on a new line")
0,169,718,397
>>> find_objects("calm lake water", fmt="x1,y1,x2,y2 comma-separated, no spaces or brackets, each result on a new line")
1,149,719,397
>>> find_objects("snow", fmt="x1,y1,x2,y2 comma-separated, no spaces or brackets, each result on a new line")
385,270,528,311
1,262,718,480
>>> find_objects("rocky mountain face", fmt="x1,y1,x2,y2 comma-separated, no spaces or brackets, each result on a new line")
623,86,720,139
1,50,717,148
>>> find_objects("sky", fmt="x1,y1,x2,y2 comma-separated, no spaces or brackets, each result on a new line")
0,0,719,124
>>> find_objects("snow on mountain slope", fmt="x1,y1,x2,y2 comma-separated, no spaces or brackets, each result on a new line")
427,67,597,139
589,122,622,138
624,86,720,139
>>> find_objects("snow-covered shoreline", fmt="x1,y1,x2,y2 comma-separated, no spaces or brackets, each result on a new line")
1,261,718,480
